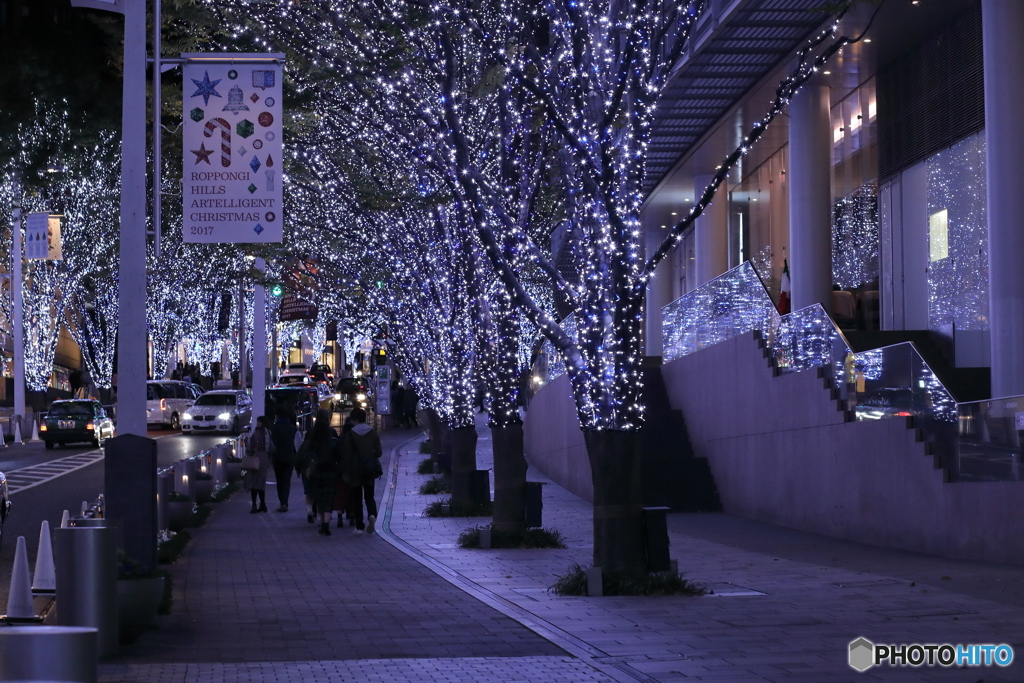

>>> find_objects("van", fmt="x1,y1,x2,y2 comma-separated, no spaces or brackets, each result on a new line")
146,380,198,430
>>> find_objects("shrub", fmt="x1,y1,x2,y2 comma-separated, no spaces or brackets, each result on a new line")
418,441,433,454
166,491,191,503
550,563,705,597
185,505,212,528
195,471,213,481
158,530,191,565
424,498,492,517
416,458,435,475
209,481,240,502
457,525,567,549
419,476,452,494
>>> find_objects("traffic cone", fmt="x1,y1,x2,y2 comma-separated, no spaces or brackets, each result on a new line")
60,510,70,528
28,419,40,442
2,536,41,623
32,521,56,595
13,418,22,445
0,419,6,448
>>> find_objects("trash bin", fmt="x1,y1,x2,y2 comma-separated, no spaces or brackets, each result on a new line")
525,482,544,528
642,506,671,573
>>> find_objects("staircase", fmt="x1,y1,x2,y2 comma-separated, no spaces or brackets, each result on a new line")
843,330,990,402
640,358,721,512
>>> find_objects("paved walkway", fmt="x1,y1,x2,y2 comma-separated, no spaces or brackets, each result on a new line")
100,417,1024,682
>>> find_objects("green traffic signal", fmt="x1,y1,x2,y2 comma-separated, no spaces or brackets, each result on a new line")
270,283,283,296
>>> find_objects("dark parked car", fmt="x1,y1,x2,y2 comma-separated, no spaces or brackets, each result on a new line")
332,376,369,412
266,386,321,430
41,399,115,449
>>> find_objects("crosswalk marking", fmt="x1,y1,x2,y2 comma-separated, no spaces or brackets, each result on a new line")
4,450,106,494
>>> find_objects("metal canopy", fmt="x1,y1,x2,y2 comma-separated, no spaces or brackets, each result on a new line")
644,0,827,195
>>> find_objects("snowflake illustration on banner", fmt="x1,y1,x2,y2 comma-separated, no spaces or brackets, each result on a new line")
190,71,222,106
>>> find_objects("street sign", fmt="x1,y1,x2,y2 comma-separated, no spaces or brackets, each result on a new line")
181,53,284,243
25,212,62,260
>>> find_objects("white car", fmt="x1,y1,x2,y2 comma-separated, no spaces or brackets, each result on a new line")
181,390,252,435
146,380,198,430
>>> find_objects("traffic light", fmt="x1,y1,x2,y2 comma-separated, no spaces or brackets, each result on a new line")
371,348,387,366
269,283,283,297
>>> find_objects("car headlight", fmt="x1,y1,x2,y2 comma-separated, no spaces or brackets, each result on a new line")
183,413,193,421
218,413,232,420
334,393,341,400
357,393,366,401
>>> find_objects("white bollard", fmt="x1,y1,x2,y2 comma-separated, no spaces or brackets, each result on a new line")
2,537,40,622
32,521,56,595
60,510,71,528
80,501,89,516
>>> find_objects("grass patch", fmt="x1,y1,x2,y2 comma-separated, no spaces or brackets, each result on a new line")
209,481,241,503
419,475,452,494
184,505,212,528
458,525,566,549
158,530,192,565
418,441,433,454
551,563,705,597
416,458,436,475
423,497,493,517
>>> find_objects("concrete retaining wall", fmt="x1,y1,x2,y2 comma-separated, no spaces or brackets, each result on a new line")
523,332,1024,564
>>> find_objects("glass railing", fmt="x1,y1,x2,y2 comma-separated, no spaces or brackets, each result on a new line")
661,262,977,475
956,396,1024,482
662,261,779,361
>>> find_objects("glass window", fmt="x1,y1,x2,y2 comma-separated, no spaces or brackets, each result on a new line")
48,402,93,417
194,394,237,406
926,131,988,333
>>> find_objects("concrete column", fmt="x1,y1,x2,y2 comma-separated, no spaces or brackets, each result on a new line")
644,227,676,357
983,0,1024,397
693,174,730,286
787,84,833,313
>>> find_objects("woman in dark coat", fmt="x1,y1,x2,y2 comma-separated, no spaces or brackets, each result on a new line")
296,409,339,535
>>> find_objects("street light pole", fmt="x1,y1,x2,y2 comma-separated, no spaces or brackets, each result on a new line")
11,206,24,429
116,0,148,435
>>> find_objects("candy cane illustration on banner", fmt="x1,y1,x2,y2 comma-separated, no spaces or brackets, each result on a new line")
203,118,232,167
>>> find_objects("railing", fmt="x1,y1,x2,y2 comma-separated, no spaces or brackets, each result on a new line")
662,262,973,476
956,395,1024,482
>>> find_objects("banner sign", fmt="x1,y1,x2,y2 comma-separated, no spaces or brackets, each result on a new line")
25,212,63,260
182,53,284,243
280,294,318,322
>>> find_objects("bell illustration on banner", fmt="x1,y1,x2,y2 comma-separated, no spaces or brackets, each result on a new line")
222,85,250,114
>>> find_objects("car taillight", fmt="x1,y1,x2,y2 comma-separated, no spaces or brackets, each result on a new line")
895,411,913,417
86,421,95,431
160,399,167,411
39,424,47,432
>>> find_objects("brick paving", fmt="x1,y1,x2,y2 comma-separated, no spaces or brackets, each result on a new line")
100,416,1024,682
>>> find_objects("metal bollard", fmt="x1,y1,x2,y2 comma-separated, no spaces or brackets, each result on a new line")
53,527,119,658
0,625,98,682
157,472,173,532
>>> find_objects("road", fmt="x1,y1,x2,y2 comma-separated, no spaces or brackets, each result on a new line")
0,429,233,606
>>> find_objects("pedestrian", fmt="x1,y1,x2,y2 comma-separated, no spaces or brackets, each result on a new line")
402,385,419,428
390,381,404,428
333,414,355,528
296,408,340,536
339,407,383,535
244,415,271,513
270,408,298,512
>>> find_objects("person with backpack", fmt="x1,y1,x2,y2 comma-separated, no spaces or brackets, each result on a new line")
295,409,340,535
339,407,383,535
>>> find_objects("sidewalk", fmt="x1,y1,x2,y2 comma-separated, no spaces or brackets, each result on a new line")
101,418,1024,682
